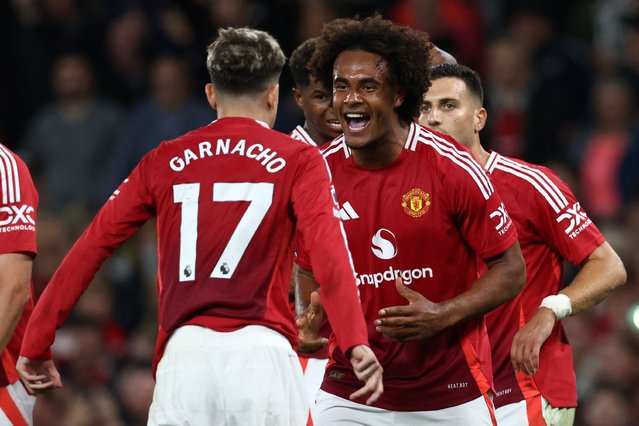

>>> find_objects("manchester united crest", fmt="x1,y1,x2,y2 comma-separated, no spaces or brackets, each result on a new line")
401,188,430,218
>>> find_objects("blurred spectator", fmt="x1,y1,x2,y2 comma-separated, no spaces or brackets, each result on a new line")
508,1,593,165
579,384,633,426
482,35,531,158
570,75,639,221
21,53,122,212
104,55,212,191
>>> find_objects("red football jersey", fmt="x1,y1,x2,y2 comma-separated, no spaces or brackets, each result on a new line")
289,125,333,360
297,124,518,411
483,151,604,408
0,143,38,387
290,125,318,147
20,117,368,372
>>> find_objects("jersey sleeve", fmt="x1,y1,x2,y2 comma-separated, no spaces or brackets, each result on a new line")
448,158,518,260
0,145,38,256
290,147,368,354
20,153,157,361
525,166,604,265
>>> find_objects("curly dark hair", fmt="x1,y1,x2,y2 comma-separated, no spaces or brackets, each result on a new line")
206,27,286,94
310,15,432,124
289,37,319,88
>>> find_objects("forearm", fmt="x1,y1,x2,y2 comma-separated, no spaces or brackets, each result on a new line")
560,242,626,315
0,254,32,352
294,264,319,315
441,243,525,327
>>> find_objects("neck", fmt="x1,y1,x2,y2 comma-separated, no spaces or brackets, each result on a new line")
216,102,273,128
351,121,410,168
303,122,328,146
469,139,490,167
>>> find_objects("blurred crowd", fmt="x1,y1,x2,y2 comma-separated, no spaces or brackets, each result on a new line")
1,0,639,424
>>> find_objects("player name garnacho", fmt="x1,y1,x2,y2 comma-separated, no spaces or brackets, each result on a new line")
169,139,287,173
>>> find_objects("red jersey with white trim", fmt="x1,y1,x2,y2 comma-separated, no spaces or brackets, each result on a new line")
289,125,332,360
20,117,368,372
0,143,38,387
297,123,518,411
483,151,604,409
290,125,319,147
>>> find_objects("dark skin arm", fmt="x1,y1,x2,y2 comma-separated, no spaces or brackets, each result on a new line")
375,242,525,342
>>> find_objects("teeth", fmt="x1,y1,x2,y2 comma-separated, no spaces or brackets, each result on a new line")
345,113,367,119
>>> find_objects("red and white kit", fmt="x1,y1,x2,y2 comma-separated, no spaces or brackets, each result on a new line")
298,123,518,412
0,143,38,426
20,118,368,424
483,151,604,424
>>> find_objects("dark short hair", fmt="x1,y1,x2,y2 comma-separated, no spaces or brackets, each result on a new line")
430,63,484,104
289,37,320,89
206,27,286,94
311,15,432,124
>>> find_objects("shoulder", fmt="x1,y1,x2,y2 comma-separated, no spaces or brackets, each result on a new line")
412,124,494,200
487,154,571,214
0,144,35,202
320,135,349,162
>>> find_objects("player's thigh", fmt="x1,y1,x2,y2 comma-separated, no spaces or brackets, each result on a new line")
394,395,497,426
149,325,308,426
313,389,393,426
0,381,35,426
220,336,308,425
542,397,575,426
496,400,531,426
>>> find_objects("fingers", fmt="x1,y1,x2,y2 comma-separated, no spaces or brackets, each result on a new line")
297,337,328,354
510,336,540,376
309,291,323,314
349,371,384,405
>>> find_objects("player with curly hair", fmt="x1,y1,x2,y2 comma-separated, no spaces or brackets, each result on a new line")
296,15,526,425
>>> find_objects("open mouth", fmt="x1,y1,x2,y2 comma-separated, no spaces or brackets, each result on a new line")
326,119,342,132
344,113,370,132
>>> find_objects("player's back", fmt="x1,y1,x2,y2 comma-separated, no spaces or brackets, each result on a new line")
143,117,314,347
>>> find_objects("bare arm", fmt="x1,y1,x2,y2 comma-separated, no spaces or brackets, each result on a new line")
512,241,626,375
376,242,525,341
0,253,32,352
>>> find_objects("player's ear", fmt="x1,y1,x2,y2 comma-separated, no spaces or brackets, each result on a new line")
205,83,218,110
267,83,280,110
292,87,304,108
475,107,487,133
393,88,405,108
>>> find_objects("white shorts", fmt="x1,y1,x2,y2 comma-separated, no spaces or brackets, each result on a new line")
495,394,574,426
148,325,308,426
314,389,496,426
0,381,35,426
299,357,329,421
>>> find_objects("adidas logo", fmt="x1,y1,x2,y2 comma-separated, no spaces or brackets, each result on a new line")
338,202,359,221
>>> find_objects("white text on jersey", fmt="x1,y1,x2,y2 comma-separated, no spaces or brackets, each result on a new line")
169,139,287,173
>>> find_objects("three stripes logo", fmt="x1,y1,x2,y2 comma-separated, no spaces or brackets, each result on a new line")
337,201,359,221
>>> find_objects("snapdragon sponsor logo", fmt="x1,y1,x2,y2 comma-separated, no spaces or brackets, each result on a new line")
357,228,434,288
356,266,434,288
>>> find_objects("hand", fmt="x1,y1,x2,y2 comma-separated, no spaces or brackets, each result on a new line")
348,345,383,405
511,308,556,375
296,291,328,354
374,278,446,341
16,356,62,393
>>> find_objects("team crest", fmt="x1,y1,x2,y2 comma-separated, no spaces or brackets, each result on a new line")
402,188,430,218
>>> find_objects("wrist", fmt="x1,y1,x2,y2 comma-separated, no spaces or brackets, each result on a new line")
539,294,572,320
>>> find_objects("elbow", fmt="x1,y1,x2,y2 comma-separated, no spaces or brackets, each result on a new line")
506,245,526,299
612,257,627,290
509,257,526,300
